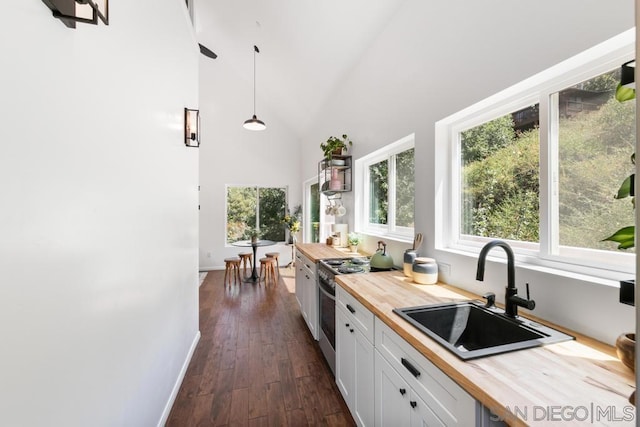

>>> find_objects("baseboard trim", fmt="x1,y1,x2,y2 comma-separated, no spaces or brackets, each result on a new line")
157,330,201,427
199,266,225,271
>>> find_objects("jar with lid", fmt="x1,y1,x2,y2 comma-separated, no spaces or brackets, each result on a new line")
412,257,438,285
403,250,418,277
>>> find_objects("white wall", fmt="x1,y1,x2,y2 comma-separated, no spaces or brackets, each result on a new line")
198,41,302,269
301,0,635,344
0,2,199,426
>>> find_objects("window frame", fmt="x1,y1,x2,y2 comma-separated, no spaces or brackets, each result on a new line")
435,30,635,279
355,134,415,241
224,184,289,245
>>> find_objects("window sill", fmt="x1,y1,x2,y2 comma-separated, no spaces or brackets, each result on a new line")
436,246,631,289
360,229,413,245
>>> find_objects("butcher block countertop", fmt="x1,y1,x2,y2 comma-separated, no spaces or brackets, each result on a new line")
334,270,636,426
296,242,355,262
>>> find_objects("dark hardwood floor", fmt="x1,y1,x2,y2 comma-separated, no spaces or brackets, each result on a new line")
166,268,355,426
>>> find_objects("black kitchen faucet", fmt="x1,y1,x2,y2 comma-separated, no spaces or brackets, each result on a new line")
476,240,536,318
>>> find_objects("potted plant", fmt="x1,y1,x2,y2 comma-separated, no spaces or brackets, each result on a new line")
603,81,636,250
321,134,353,160
601,75,636,382
248,227,260,244
282,205,302,244
347,232,361,253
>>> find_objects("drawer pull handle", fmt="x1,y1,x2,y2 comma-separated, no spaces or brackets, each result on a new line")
345,323,350,327
401,358,421,378
410,401,417,409
350,329,354,333
399,388,406,396
346,304,356,314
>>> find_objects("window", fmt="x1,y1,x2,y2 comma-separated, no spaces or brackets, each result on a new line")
356,134,415,240
226,186,287,243
437,30,635,277
461,104,540,243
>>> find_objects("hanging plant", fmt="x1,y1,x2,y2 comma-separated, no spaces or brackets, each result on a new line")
603,83,636,249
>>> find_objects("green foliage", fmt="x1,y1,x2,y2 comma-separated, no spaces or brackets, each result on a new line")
366,147,415,227
602,83,636,250
558,95,635,250
227,187,257,242
369,159,388,224
462,84,635,251
396,148,415,227
461,115,515,165
603,226,635,249
320,134,353,159
226,186,286,243
462,130,539,241
616,83,636,102
347,232,361,246
258,188,286,241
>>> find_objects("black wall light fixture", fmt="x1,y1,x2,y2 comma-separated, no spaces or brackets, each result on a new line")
41,0,109,28
184,108,200,147
243,45,266,131
199,44,218,60
621,60,636,89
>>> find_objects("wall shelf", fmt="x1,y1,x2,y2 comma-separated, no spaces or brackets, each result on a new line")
319,155,352,195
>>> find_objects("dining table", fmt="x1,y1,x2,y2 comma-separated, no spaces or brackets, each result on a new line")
231,239,276,283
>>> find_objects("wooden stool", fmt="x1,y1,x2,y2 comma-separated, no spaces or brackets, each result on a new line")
223,257,241,286
259,257,277,285
238,252,253,277
265,252,280,279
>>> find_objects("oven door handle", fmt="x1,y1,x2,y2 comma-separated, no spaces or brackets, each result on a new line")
318,280,336,301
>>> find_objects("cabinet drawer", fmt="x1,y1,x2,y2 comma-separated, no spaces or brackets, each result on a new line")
296,250,315,274
374,318,475,426
336,286,374,343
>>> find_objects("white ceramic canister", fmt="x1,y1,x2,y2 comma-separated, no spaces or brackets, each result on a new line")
412,257,438,285
403,250,418,277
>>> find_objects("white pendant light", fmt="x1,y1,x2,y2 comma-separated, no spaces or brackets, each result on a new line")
243,45,266,131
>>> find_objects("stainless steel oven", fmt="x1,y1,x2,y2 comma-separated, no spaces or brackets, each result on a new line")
317,271,336,374
316,257,375,375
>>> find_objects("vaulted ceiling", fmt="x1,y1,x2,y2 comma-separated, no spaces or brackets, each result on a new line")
194,0,407,138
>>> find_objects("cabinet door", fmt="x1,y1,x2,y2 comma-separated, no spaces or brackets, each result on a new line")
410,392,446,427
294,253,305,311
336,308,355,406
304,269,317,339
375,350,410,427
296,268,307,321
352,325,374,427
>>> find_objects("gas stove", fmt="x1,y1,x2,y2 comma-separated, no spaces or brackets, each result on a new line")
317,256,394,290
318,257,371,276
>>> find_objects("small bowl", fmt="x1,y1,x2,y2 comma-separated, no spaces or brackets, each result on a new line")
331,159,345,166
616,332,636,371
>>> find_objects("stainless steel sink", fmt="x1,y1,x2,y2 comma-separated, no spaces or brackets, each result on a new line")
393,301,574,360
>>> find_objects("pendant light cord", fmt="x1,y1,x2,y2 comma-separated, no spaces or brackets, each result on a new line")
253,45,259,116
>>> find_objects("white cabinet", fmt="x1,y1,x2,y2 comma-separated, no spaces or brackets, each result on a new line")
295,250,318,340
374,318,475,427
335,287,374,427
375,350,444,427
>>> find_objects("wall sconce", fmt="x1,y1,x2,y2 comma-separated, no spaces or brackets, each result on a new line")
184,108,200,148
41,0,109,28
621,60,635,89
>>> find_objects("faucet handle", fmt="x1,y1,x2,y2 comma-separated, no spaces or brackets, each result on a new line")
482,292,496,308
